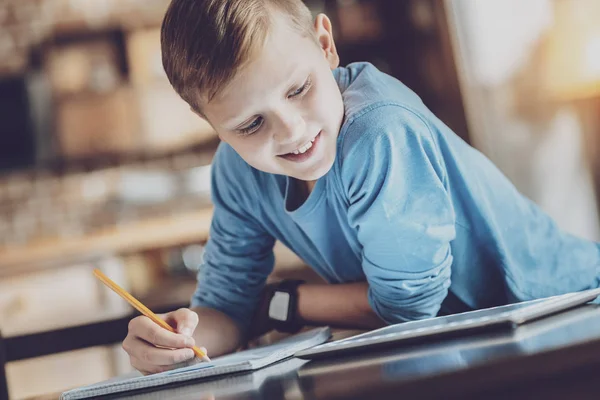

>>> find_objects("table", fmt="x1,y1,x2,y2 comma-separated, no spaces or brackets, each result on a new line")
51,304,600,400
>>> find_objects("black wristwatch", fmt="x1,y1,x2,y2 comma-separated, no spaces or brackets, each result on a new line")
267,279,305,333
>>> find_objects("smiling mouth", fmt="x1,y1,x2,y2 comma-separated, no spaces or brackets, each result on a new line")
278,131,322,162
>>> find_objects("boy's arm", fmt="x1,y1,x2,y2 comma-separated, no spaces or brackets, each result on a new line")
340,105,455,324
190,283,384,356
189,306,244,357
296,282,385,329
191,143,276,350
249,281,385,339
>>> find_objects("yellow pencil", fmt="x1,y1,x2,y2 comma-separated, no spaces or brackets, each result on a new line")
93,268,210,362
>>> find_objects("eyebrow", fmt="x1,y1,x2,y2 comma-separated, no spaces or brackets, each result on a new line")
224,69,308,130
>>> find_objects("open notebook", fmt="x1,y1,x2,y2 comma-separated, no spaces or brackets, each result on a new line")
113,357,308,400
61,327,330,400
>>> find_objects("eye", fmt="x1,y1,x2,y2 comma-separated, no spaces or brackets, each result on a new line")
288,76,312,99
238,116,264,136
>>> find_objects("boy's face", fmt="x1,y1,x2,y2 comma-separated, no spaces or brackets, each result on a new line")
201,13,344,182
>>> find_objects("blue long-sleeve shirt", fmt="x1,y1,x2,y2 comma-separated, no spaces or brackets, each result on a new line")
192,62,600,333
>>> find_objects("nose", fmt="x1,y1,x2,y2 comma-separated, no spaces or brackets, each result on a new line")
272,107,306,145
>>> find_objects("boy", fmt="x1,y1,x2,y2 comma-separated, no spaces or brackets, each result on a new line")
122,0,600,374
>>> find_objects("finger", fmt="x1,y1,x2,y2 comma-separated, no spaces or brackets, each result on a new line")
123,334,188,360
126,336,196,366
166,308,199,337
130,356,173,375
194,346,210,362
129,356,154,375
121,335,138,357
129,316,195,349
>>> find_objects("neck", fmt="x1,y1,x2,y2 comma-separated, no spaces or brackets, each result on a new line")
306,180,316,194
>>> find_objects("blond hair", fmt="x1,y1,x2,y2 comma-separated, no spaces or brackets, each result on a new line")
161,0,315,112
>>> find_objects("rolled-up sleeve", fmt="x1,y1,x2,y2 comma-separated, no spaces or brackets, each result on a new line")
341,104,456,324
191,145,275,334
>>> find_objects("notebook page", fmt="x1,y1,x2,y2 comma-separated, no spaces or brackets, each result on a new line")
116,358,309,400
164,326,331,375
61,327,330,400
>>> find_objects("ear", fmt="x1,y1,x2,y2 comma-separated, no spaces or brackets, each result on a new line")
314,14,340,69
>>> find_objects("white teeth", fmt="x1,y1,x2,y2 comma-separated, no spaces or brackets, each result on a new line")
292,138,315,155
298,141,313,154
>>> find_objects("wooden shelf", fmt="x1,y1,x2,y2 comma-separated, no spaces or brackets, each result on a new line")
0,207,213,276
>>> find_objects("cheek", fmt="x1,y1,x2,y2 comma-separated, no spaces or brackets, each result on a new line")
228,135,274,163
310,82,339,123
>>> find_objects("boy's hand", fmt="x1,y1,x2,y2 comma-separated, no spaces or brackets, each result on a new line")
122,308,205,375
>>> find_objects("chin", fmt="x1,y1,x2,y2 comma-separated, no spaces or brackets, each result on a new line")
297,153,336,181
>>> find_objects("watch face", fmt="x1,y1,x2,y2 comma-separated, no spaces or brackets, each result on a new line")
268,291,291,321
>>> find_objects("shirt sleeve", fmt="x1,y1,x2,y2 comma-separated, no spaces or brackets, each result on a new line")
340,104,456,324
191,144,275,334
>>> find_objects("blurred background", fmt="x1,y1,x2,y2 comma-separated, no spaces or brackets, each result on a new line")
0,0,599,398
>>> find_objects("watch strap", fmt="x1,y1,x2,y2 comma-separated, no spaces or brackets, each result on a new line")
270,279,305,333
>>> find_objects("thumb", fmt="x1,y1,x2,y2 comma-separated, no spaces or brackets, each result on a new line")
166,308,199,337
